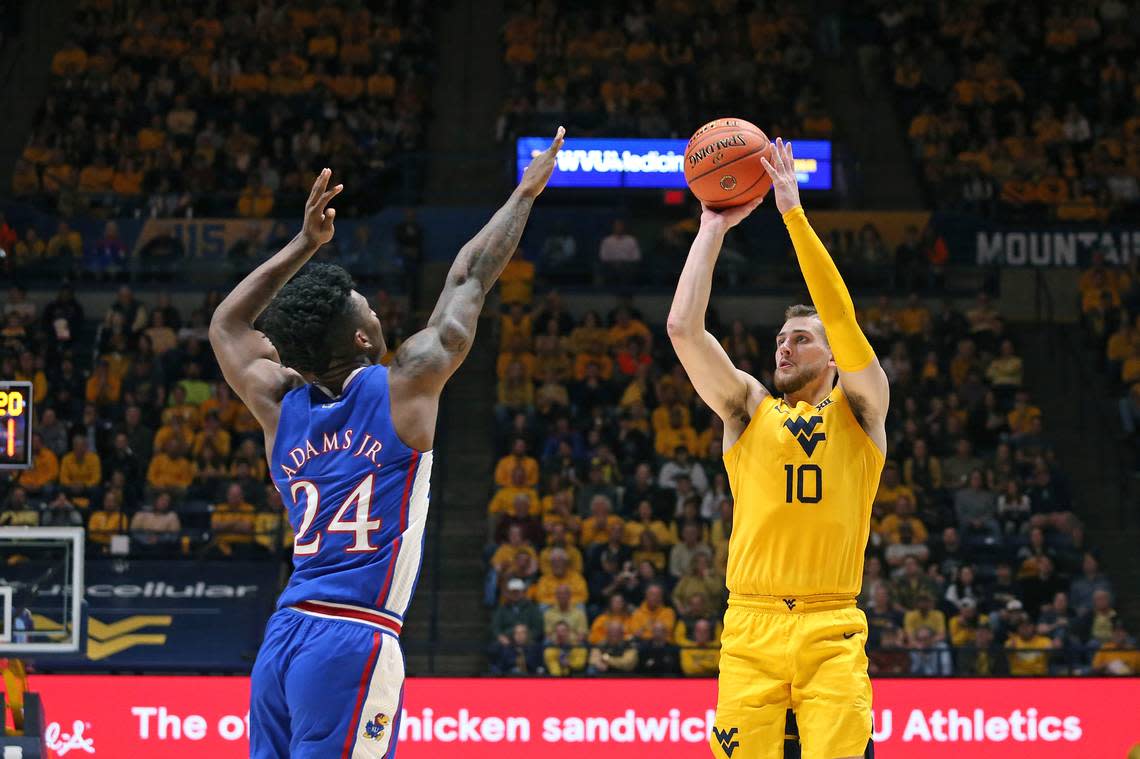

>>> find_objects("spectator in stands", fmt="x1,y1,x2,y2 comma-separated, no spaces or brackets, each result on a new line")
490,623,543,675
597,220,641,281
955,469,1000,541
1079,589,1119,647
657,445,708,495
130,491,181,552
59,434,101,506
146,439,195,499
908,625,952,675
1091,622,1139,675
41,492,82,527
637,621,680,675
629,583,676,641
87,491,128,554
580,495,622,546
543,584,588,643
544,621,588,676
668,523,710,580
1070,553,1114,616
1,487,38,526
1038,592,1076,650
209,482,256,557
1006,616,1055,676
942,438,984,489
672,552,723,611
957,625,1009,676
588,620,638,675
532,549,588,609
679,619,721,677
493,578,544,647
18,433,59,497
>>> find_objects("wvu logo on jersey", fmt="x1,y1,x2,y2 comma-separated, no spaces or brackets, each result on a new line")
364,712,390,741
783,415,826,456
712,725,740,756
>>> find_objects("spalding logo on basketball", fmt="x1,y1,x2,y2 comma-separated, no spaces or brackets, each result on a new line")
684,118,774,209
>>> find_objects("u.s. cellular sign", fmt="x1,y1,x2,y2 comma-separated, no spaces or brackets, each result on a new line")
26,676,1140,757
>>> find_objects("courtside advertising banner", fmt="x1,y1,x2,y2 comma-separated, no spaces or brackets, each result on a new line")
26,676,1139,757
517,137,833,190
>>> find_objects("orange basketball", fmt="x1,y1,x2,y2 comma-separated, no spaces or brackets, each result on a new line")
683,118,774,209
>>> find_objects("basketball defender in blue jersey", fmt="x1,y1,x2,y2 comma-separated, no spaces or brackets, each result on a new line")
209,129,565,759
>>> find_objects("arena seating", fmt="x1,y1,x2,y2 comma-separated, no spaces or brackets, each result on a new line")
11,0,436,216
868,0,1140,219
497,0,829,144
482,287,1130,676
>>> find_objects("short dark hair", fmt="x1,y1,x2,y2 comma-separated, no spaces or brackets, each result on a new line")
259,263,357,373
784,304,818,320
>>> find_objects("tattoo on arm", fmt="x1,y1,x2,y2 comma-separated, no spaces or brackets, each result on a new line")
455,193,535,294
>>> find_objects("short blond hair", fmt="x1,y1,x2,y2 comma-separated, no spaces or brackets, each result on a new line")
784,304,818,320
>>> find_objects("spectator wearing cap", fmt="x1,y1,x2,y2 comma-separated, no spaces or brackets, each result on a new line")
1091,622,1140,675
1006,616,1055,676
492,579,543,646
544,621,588,676
904,592,947,646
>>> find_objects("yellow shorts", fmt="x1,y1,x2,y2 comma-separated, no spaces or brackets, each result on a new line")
709,593,872,759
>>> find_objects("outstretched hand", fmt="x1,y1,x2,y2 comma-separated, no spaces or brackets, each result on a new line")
759,137,802,216
301,168,344,248
518,126,566,198
700,196,763,232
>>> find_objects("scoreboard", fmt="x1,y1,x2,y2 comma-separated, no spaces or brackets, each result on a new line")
0,381,33,470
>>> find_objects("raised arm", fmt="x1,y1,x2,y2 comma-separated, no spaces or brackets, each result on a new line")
667,200,767,437
208,170,342,431
389,128,564,393
761,139,889,450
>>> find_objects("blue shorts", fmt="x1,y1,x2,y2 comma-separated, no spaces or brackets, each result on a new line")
250,607,406,759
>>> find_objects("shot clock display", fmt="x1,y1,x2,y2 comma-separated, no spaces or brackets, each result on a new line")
0,381,33,470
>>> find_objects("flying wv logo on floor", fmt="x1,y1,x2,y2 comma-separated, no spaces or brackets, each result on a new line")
783,415,826,456
712,726,740,757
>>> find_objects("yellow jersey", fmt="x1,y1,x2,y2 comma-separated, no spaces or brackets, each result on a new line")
723,385,884,597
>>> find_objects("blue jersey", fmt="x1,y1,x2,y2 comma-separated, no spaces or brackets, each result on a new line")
269,364,432,629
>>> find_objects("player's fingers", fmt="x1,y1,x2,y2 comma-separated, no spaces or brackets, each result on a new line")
324,208,336,224
548,125,566,153
784,140,794,165
318,184,344,208
309,168,330,204
760,156,777,177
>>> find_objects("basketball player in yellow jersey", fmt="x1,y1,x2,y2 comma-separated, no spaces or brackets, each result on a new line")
668,138,888,759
